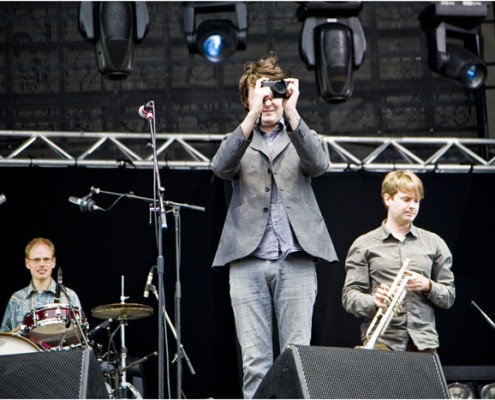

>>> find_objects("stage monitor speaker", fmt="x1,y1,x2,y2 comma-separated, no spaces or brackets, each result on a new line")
0,347,109,399
253,345,450,399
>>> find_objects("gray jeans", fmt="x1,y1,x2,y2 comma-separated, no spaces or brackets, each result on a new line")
229,256,317,399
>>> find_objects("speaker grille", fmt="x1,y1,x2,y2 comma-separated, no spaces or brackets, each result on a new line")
0,348,108,399
254,345,450,399
295,346,449,399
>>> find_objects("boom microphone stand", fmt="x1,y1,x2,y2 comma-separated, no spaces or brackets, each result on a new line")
141,101,168,400
143,101,204,398
70,104,204,399
87,186,203,398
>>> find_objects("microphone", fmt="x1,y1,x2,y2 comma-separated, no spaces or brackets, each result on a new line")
88,319,112,337
55,267,62,303
138,101,154,120
68,194,103,212
143,267,154,298
0,194,6,206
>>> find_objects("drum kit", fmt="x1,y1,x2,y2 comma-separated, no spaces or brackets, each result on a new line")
0,300,154,399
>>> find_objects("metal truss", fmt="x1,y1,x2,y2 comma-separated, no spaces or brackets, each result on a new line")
1,130,495,173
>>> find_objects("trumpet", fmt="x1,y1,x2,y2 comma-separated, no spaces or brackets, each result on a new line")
363,258,410,350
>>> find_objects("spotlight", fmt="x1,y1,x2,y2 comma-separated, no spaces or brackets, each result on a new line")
78,2,150,80
298,2,366,103
448,382,475,399
183,2,248,63
480,383,495,399
419,2,488,89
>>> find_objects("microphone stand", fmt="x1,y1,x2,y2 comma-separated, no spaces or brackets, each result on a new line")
88,99,205,399
472,301,495,330
59,285,90,348
91,186,204,399
145,101,167,400
150,281,196,376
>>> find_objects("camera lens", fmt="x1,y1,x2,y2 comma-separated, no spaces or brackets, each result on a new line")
273,81,286,92
261,80,287,98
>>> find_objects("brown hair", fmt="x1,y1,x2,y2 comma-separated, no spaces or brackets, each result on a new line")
381,170,424,206
25,237,56,258
239,51,286,111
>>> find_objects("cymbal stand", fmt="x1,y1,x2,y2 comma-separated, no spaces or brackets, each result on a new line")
116,275,132,399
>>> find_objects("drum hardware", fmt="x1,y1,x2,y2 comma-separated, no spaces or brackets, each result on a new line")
92,276,154,399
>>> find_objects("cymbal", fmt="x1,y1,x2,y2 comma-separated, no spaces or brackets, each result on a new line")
91,303,154,320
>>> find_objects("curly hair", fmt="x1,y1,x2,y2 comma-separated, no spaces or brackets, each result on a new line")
239,51,286,111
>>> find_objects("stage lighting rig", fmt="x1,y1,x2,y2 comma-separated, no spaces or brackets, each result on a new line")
182,2,248,63
298,1,366,103
419,2,488,89
78,2,150,80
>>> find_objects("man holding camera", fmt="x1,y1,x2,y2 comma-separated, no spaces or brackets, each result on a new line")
211,52,338,399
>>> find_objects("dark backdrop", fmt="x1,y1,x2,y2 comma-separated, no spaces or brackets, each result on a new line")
0,1,484,138
1,168,494,399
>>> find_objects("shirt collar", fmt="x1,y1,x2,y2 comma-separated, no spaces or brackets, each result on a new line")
259,120,284,141
379,220,418,240
26,278,57,298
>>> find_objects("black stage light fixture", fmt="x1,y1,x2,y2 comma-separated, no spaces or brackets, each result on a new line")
78,1,149,80
419,2,488,89
298,2,366,103
183,2,248,63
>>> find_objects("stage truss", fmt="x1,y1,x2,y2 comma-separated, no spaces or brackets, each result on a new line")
1,130,495,173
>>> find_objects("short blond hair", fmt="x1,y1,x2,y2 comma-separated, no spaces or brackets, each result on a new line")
25,237,55,258
381,170,424,205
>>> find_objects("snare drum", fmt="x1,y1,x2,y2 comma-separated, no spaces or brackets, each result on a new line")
0,332,42,355
22,303,87,346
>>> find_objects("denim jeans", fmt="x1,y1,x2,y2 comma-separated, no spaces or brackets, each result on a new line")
229,256,317,399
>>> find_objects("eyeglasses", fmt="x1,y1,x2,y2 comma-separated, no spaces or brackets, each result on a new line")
28,257,54,264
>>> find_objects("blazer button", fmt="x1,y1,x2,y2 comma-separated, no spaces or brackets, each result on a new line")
265,187,270,192
263,207,269,212
267,168,271,174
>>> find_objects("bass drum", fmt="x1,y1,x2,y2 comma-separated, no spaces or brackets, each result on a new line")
0,332,42,355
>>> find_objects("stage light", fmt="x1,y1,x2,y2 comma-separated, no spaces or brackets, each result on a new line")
419,2,488,89
78,2,150,80
480,383,495,399
183,2,247,63
298,2,366,103
448,382,475,399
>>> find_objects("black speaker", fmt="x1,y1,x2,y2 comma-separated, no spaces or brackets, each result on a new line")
0,348,109,399
253,345,450,399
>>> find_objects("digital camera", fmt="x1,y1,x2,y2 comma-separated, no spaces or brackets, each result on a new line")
261,80,288,98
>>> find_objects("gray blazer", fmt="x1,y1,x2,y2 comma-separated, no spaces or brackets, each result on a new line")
211,119,338,268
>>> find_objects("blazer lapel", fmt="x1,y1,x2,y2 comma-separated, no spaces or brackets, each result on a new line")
250,127,291,161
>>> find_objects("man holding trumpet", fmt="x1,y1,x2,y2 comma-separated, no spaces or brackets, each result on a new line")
342,170,455,352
